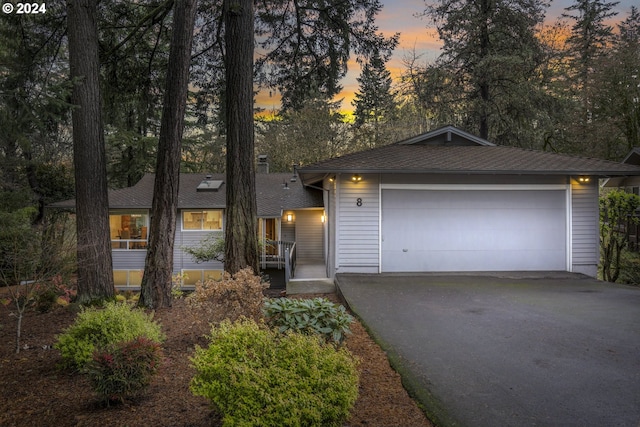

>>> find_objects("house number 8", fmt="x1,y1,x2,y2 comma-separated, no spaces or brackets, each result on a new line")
356,198,363,207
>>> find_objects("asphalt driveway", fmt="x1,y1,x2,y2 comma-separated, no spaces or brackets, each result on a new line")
335,273,640,427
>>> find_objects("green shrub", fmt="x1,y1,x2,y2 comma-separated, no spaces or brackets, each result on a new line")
617,249,640,286
190,319,359,427
54,301,165,370
86,337,163,404
263,297,354,344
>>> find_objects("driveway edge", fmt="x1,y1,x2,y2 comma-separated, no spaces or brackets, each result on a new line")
336,276,459,427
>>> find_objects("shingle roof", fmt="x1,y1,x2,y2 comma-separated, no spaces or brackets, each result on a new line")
50,173,323,216
299,141,640,184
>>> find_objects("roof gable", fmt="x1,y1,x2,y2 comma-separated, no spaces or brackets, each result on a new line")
398,125,495,147
298,126,640,183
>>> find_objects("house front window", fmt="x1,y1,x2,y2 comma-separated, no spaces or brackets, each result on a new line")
182,210,223,231
113,270,143,287
182,269,223,286
109,211,149,250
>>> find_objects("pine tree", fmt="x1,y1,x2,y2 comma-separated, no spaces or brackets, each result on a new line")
352,52,398,148
562,0,620,154
422,0,548,144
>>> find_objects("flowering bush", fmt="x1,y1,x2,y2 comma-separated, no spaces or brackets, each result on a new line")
86,337,163,404
186,267,268,323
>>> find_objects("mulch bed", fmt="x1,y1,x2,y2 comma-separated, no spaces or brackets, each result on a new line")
0,292,433,427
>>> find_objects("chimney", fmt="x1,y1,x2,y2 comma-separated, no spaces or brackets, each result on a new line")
257,154,269,174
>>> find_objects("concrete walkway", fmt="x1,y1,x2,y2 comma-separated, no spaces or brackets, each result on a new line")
287,259,335,294
336,273,640,427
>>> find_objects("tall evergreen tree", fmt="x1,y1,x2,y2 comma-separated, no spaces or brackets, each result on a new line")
590,6,640,158
99,0,173,188
564,0,619,86
256,97,349,171
256,0,398,111
223,0,259,274
66,0,115,303
191,0,398,116
139,0,198,309
0,1,73,216
352,52,398,148
562,0,619,154
422,0,548,145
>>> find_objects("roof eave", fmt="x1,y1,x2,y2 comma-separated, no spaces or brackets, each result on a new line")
298,169,640,177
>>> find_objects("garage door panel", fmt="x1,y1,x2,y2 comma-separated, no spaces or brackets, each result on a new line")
382,249,567,272
381,189,567,272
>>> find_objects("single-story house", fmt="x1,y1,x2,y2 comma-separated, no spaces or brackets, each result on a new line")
297,125,640,278
52,169,325,288
52,125,640,287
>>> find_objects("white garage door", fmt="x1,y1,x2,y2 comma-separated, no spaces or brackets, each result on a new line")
381,188,567,272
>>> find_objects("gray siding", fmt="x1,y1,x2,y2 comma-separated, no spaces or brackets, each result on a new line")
337,174,379,272
295,210,324,260
326,177,337,277
281,220,295,242
112,251,147,270
174,227,224,272
571,181,599,276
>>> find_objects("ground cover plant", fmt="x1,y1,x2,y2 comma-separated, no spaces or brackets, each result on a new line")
0,287,433,426
263,296,354,344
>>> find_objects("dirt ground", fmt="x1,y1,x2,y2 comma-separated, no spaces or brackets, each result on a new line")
0,291,433,427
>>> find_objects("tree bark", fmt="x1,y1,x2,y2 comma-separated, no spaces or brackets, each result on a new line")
67,0,115,303
223,0,259,274
139,0,198,309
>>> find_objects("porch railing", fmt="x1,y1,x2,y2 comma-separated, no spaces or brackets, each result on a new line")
284,242,296,285
261,239,296,273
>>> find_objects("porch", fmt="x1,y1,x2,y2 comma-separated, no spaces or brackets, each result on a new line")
260,241,333,294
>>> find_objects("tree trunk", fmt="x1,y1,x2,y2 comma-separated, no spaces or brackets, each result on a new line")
139,0,198,309
223,0,259,274
67,0,115,303
478,0,491,140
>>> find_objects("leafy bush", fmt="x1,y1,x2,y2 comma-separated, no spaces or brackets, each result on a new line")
54,302,165,370
190,319,359,427
32,275,76,313
186,267,268,323
263,297,354,344
86,337,163,404
617,249,640,286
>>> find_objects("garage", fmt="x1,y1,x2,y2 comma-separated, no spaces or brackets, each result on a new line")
381,187,568,272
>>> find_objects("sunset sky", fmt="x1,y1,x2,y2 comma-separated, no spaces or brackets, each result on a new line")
255,0,637,113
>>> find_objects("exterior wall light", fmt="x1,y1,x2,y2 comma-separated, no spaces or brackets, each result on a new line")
578,176,591,183
321,214,326,223
286,213,293,222
351,174,362,183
